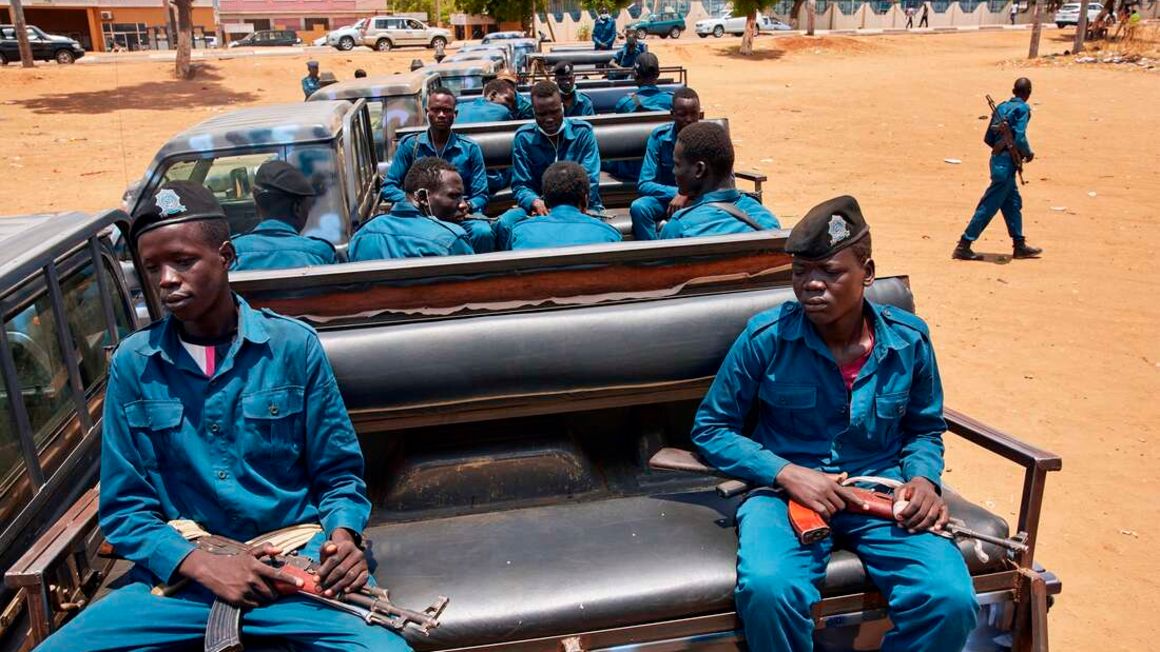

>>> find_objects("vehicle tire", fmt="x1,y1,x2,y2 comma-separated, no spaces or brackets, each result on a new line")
713,25,725,37
338,35,355,50
376,38,392,52
55,49,75,64
430,36,447,49
669,26,681,39
635,28,647,40
0,52,8,65
698,33,708,38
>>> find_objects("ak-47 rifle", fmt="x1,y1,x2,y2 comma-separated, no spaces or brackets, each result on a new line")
197,534,448,652
986,94,1027,186
648,447,1028,556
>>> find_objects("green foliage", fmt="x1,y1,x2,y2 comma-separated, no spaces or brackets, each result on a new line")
580,0,636,11
729,0,777,17
389,0,458,24
577,22,593,39
458,0,536,22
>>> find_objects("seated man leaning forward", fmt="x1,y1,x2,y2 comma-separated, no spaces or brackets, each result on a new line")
348,157,473,261
36,181,408,652
659,121,779,239
629,87,702,241
691,195,978,652
494,81,603,250
508,161,622,250
456,78,517,124
231,160,337,270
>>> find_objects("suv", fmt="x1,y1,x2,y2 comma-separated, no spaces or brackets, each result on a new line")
1055,2,1104,27
627,9,687,39
696,13,792,37
326,18,366,51
0,25,85,65
361,16,451,52
228,29,300,47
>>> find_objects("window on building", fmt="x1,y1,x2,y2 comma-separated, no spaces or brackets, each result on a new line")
304,17,329,30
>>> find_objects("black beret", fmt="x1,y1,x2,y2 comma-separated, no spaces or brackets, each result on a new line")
634,52,659,78
255,160,316,197
552,61,574,75
785,195,869,260
129,181,226,247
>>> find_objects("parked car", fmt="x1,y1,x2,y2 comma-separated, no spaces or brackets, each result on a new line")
326,18,367,51
0,24,85,65
228,29,300,48
627,9,687,39
360,16,451,52
695,13,792,37
1055,2,1104,27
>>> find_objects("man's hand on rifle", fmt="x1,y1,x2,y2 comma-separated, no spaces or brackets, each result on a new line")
317,529,369,597
178,543,300,608
893,477,949,534
775,465,869,519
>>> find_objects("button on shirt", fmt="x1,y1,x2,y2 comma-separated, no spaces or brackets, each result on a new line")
637,122,679,204
231,220,337,271
511,118,603,213
456,97,513,124
99,297,370,583
508,204,622,250
382,131,490,214
348,200,473,261
659,188,780,239
691,301,947,488
614,85,674,114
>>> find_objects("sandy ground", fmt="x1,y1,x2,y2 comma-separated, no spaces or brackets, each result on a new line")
3,27,1159,650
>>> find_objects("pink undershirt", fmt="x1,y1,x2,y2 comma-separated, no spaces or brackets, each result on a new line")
838,324,874,390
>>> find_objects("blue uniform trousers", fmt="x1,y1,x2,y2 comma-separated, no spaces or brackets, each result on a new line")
629,196,666,241
494,207,529,250
962,155,1023,242
735,492,977,652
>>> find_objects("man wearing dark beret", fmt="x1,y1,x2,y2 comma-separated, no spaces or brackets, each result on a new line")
691,196,978,652
37,181,409,652
232,160,337,270
553,61,595,117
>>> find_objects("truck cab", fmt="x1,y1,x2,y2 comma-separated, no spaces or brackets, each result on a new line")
308,70,440,163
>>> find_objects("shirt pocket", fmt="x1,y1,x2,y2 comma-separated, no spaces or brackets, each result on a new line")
871,390,910,446
241,386,306,464
760,383,819,437
124,399,184,470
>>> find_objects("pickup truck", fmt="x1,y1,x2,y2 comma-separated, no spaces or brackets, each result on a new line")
1,225,1062,651
627,10,687,39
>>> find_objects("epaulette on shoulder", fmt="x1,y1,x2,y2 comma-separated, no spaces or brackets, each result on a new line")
568,117,595,132
307,236,337,252
749,302,800,338
114,319,164,358
879,305,930,337
259,307,318,336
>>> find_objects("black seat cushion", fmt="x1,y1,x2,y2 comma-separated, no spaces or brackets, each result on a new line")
369,487,1007,650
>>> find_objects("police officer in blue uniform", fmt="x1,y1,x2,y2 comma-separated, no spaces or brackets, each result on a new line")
659,121,779,239
232,161,337,270
691,195,978,652
301,60,321,100
494,81,603,250
348,157,474,260
554,62,596,117
954,77,1043,261
593,4,618,50
36,181,410,652
497,68,534,120
457,79,517,124
609,28,647,79
383,87,490,214
613,52,673,114
508,161,621,250
629,87,702,241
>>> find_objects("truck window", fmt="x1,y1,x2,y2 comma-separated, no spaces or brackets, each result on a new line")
158,152,278,237
0,376,33,533
286,146,347,245
3,295,79,458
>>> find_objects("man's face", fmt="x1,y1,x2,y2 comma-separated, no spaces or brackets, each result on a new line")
422,171,468,222
791,247,874,328
488,85,516,111
626,32,637,46
672,97,702,134
533,93,564,134
137,222,234,323
554,71,576,94
427,93,456,130
307,66,319,79
672,141,704,197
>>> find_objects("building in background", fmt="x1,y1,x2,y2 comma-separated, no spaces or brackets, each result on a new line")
218,0,383,44
0,0,213,51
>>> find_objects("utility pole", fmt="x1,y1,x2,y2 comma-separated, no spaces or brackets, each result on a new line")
9,0,35,68
212,0,224,47
1073,0,1090,52
1027,0,1043,58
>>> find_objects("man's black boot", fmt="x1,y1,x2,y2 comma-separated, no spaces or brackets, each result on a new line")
952,237,983,261
1012,238,1043,259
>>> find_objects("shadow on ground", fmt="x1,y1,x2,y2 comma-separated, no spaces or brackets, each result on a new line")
710,47,787,61
15,64,259,115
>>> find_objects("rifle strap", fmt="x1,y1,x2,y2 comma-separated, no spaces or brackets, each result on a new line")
706,201,766,231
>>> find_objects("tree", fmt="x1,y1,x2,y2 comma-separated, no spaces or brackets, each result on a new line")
806,0,816,36
1073,0,1091,52
9,0,35,68
1027,0,1043,58
173,0,194,79
731,0,775,55
458,0,537,37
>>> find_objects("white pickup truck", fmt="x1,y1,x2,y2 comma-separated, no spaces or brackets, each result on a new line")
695,13,792,38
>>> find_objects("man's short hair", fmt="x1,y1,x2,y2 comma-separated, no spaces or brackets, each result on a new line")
404,157,458,195
530,80,561,100
198,219,233,249
677,122,734,178
483,78,509,96
354,68,367,78
673,87,700,104
541,161,588,209
429,86,457,104
850,232,872,265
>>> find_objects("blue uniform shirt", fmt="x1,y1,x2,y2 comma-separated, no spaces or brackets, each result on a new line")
231,220,337,271
382,131,490,214
614,84,674,113
612,41,648,68
986,96,1033,159
302,75,321,100
513,93,534,120
593,16,617,49
348,200,473,261
562,90,596,117
511,118,603,212
99,297,370,583
456,97,513,124
691,300,947,487
508,204,622,250
659,188,780,239
637,122,678,203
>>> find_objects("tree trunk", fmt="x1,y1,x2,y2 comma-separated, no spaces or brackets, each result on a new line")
807,0,816,35
10,0,35,68
740,10,757,55
1027,0,1043,58
174,0,194,79
789,0,805,28
1073,0,1090,51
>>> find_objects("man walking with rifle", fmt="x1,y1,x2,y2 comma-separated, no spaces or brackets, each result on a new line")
954,77,1043,261
690,195,978,652
36,182,419,651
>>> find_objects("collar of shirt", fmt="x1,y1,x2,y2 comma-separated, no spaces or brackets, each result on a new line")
529,117,578,146
139,295,269,375
777,300,908,367
417,129,463,156
388,200,425,219
637,84,661,95
688,188,742,208
544,204,592,221
247,219,300,237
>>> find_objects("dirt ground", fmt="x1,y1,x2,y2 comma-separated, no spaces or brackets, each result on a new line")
3,27,1159,650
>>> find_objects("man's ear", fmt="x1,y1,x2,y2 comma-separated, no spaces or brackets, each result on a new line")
863,257,876,287
694,160,708,180
220,240,237,269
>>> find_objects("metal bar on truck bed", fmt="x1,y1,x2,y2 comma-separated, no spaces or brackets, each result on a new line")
0,324,45,488
88,237,120,347
44,263,93,435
